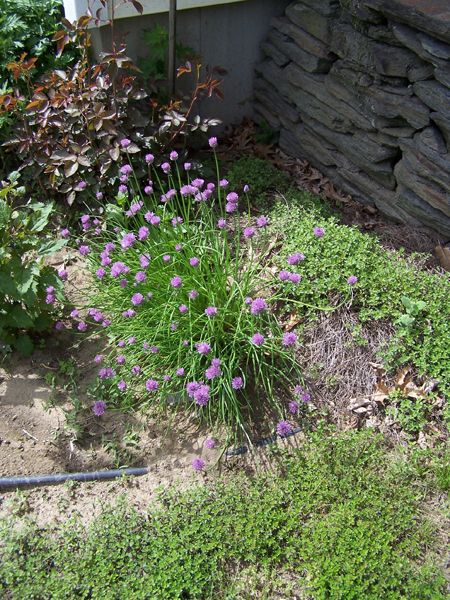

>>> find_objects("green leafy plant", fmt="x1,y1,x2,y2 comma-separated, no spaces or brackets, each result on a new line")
226,156,290,200
0,173,66,354
386,390,430,434
139,25,197,85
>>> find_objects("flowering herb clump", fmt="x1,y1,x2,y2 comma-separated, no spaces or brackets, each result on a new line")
67,141,310,432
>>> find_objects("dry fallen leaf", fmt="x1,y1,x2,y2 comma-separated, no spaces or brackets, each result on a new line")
435,244,450,272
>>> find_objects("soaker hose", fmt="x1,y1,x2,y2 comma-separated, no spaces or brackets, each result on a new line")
0,467,148,491
225,426,302,456
0,428,302,490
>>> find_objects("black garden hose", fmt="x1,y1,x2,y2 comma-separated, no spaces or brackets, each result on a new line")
0,467,149,490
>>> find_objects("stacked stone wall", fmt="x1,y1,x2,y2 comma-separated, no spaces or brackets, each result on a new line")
255,0,450,236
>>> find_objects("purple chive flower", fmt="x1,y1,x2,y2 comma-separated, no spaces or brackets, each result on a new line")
98,367,115,379
219,178,229,188
279,270,290,282
251,333,265,346
171,276,182,288
176,367,185,377
118,380,127,391
120,138,131,148
244,297,252,305
77,180,87,190
256,215,269,228
60,228,70,238
77,321,87,332
46,294,55,305
163,375,172,382
94,354,104,365
118,185,128,194
196,342,211,355
204,438,216,449
117,355,126,365
170,322,178,331
150,345,159,353
184,162,192,171
244,227,255,239
243,184,250,193
192,178,204,189
163,254,171,263
135,271,146,284
172,217,183,227
282,332,297,347
192,458,205,471
226,192,238,203
150,215,161,226
225,203,237,214
55,321,64,331
217,218,227,229
120,164,133,175
138,226,149,241
301,392,311,403
146,379,159,392
250,298,268,315
96,268,106,280
189,257,199,267
161,162,171,174
289,273,302,284
92,401,106,416
208,136,218,148
183,339,189,347
347,275,358,286
121,233,136,249
144,186,153,195
145,153,154,164
118,340,126,348
288,400,299,414
232,376,244,390
96,192,104,200
105,242,115,252
169,150,178,160
186,381,200,397
179,304,189,314
205,306,217,317
120,280,128,290
313,226,325,238
276,420,293,437
131,365,141,376
131,293,144,306
188,289,199,300
128,337,136,345
79,245,90,256
140,255,151,268
194,384,210,406
70,309,79,318
80,214,90,224
120,175,129,184
175,243,183,251
287,252,305,265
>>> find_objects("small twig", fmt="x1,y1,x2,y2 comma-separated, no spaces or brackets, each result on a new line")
22,429,38,442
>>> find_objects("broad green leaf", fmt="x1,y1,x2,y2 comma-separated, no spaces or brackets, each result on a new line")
38,238,67,256
9,304,35,328
14,334,34,356
29,202,53,232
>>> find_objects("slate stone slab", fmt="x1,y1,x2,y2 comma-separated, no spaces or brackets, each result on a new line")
362,0,450,44
254,78,300,125
261,41,289,67
272,17,332,59
288,0,340,18
431,112,450,151
285,3,331,43
413,80,450,115
396,185,450,236
331,22,433,81
268,29,334,74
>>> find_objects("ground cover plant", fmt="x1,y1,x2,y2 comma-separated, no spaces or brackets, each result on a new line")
1,430,448,599
268,192,450,406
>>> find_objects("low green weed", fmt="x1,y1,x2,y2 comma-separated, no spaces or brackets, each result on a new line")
1,430,447,599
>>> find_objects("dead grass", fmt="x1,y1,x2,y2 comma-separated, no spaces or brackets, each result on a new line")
298,309,394,427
